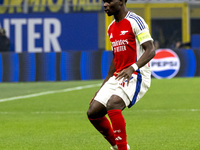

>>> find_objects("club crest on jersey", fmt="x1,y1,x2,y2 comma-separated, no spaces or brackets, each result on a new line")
120,30,128,35
150,49,180,79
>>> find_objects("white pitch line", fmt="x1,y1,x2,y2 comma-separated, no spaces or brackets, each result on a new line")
0,111,85,115
0,83,101,103
0,109,199,115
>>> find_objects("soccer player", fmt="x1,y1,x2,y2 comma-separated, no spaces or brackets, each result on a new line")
87,0,155,149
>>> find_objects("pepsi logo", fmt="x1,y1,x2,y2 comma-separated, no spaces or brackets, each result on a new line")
150,49,180,79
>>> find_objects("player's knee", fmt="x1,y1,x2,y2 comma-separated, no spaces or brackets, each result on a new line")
87,108,94,119
87,102,107,119
106,100,118,110
87,106,100,119
106,96,126,111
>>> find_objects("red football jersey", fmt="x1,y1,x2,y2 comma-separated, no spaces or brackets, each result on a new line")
108,11,153,77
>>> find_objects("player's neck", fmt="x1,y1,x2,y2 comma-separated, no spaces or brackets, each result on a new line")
114,7,128,22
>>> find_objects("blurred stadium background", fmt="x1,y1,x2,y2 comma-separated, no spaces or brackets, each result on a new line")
0,0,200,82
0,1,200,150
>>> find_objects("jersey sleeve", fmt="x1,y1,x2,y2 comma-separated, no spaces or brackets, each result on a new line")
129,15,153,45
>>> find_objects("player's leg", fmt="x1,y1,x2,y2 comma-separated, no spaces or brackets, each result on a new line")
87,100,116,146
107,95,128,150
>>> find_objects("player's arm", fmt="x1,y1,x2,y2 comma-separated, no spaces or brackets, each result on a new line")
135,40,155,69
116,40,155,85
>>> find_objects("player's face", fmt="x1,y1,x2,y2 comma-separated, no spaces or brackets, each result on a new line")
103,0,122,16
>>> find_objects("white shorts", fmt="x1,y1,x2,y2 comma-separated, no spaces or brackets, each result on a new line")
94,73,150,108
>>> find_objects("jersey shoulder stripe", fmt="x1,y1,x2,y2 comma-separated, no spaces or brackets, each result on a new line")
126,12,146,30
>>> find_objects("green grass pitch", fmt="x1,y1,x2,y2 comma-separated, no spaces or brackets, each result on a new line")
0,78,199,150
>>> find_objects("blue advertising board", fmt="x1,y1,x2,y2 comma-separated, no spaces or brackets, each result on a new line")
0,13,98,52
0,49,199,83
175,49,196,77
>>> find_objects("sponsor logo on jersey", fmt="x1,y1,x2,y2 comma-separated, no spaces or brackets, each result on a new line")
111,39,129,53
150,49,180,79
111,39,128,47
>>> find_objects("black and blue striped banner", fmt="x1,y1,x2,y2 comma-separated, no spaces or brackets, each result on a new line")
0,49,199,82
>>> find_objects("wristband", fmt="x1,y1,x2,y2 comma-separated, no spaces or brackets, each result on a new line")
131,63,138,71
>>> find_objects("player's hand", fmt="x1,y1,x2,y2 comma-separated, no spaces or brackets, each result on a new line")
115,66,134,86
